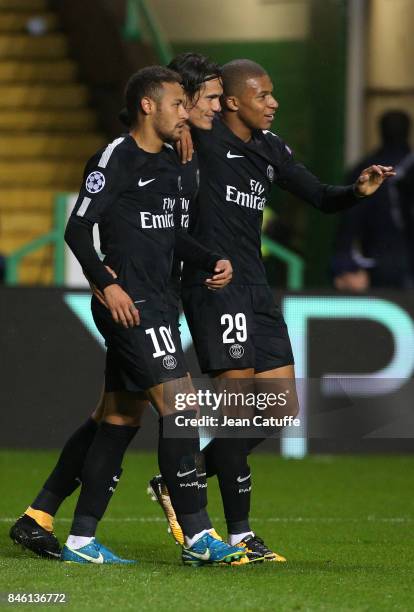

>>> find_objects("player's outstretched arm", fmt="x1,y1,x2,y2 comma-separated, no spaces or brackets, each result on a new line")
279,160,396,213
269,133,395,213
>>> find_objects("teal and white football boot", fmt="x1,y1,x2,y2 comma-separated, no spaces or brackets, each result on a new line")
61,538,136,565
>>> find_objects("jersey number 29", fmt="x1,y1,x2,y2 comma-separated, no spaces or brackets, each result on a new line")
220,313,247,344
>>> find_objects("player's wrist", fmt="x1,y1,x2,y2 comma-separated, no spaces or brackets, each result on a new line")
353,182,367,198
102,280,120,293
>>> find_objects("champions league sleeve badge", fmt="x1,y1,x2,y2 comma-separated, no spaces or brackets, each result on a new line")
85,171,106,194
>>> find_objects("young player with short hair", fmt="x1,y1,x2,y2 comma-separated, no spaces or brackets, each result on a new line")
151,56,395,562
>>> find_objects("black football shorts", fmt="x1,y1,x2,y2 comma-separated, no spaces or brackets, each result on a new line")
92,297,188,392
182,284,294,374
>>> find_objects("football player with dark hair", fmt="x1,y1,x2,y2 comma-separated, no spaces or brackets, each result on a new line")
10,65,243,567
150,57,395,562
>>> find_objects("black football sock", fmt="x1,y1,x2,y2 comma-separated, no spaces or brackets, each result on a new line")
226,519,252,536
70,422,138,537
245,437,265,454
158,411,205,537
29,490,63,519
203,440,218,478
196,452,208,510
30,418,99,516
70,515,99,538
195,453,212,530
205,438,252,531
176,512,210,539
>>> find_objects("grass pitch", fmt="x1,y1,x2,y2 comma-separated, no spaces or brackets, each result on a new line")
0,451,413,611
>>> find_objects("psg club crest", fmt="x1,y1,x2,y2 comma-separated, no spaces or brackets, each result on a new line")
229,344,244,359
163,354,177,370
86,171,106,194
267,165,274,182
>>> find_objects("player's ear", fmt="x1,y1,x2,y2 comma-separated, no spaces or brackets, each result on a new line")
224,95,239,112
140,96,155,115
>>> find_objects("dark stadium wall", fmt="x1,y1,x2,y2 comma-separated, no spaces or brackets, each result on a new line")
0,288,158,452
2,288,413,453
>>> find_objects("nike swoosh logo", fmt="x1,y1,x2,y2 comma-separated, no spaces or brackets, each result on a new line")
138,178,156,187
187,548,211,561
237,473,251,483
71,549,104,564
113,475,120,482
134,300,146,304
177,468,197,478
227,151,244,159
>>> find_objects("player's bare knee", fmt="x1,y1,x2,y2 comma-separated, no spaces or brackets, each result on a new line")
99,391,148,425
103,413,140,427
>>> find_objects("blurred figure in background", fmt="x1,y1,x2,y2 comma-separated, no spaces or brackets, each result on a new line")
394,150,414,283
333,110,413,291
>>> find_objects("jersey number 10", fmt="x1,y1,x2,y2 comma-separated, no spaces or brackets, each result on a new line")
145,326,176,358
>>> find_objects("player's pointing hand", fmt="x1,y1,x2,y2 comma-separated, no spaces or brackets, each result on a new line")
205,259,233,290
354,164,396,197
103,284,140,328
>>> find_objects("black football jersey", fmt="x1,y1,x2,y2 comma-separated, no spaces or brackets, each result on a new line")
183,117,359,286
66,136,215,305
168,153,199,308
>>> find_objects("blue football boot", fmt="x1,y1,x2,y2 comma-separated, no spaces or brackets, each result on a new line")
182,532,246,566
61,538,136,565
